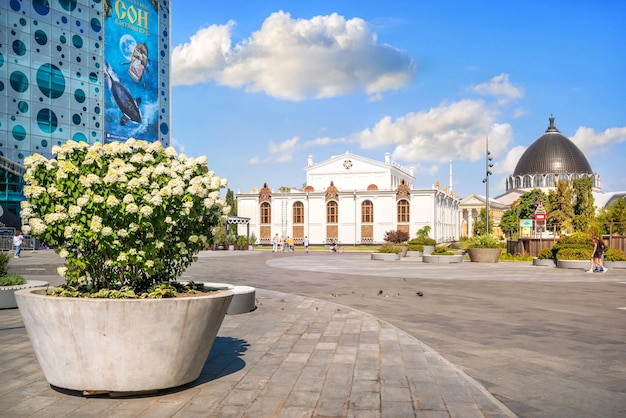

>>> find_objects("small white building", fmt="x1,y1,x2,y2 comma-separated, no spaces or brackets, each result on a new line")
236,152,459,246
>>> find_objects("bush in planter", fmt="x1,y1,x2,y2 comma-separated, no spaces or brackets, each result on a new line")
468,234,501,248
407,243,424,252
21,139,229,297
555,248,590,260
376,244,402,254
432,245,455,255
605,248,626,261
0,273,27,286
551,232,592,260
538,247,555,260
0,252,10,277
409,226,437,246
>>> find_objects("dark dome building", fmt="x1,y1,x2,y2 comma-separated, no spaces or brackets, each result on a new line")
504,116,600,194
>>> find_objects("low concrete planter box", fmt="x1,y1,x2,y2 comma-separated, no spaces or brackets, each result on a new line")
406,251,423,258
0,280,49,309
16,288,233,393
422,255,462,264
467,248,502,263
557,260,589,269
371,253,400,261
604,261,626,269
532,258,556,267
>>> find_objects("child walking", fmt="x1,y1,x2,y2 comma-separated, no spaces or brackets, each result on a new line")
13,229,24,258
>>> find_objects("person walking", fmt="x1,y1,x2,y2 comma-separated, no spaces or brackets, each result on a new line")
13,229,24,258
288,236,294,252
587,236,607,273
304,236,309,253
272,233,279,252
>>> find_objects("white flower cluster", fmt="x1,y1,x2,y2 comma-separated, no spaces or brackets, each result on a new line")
21,139,229,287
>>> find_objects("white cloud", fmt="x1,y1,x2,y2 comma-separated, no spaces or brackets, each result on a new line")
172,11,415,100
268,136,300,162
570,126,626,155
498,145,526,176
469,74,524,103
344,99,513,164
171,22,234,86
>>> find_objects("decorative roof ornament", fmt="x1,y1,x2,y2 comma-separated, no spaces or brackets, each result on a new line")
325,181,339,202
396,178,411,201
259,182,272,203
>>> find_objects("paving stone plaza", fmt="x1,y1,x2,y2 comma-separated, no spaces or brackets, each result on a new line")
1,249,625,417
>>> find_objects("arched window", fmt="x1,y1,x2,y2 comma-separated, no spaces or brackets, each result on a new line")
361,200,373,223
293,201,304,224
260,202,271,224
545,174,555,187
523,175,532,188
397,200,409,223
514,177,521,188
327,201,338,223
534,176,544,187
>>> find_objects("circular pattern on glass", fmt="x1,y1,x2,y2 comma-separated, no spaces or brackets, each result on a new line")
72,35,83,49
37,108,58,133
72,114,81,125
32,0,50,15
34,30,48,45
41,139,48,147
91,18,101,32
10,0,21,12
36,64,66,99
12,40,27,56
18,101,29,113
58,0,77,11
160,123,169,135
74,88,86,103
12,125,27,141
9,71,29,93
73,132,87,142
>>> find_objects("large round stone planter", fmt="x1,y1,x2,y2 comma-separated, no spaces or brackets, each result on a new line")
557,260,589,269
603,261,626,269
0,280,49,309
532,258,556,267
15,288,233,393
422,255,463,263
467,248,502,263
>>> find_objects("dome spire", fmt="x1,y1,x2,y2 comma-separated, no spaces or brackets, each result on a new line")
546,114,560,133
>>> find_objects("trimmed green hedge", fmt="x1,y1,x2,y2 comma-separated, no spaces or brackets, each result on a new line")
605,248,626,261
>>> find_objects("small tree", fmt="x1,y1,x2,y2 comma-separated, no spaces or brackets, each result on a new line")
383,230,409,244
225,188,237,216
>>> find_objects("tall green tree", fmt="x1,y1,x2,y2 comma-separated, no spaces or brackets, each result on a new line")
597,196,626,235
547,180,574,233
571,177,594,232
225,188,237,216
472,207,494,236
499,189,548,235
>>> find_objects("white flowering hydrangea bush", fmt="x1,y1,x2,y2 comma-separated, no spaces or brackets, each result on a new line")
21,139,230,295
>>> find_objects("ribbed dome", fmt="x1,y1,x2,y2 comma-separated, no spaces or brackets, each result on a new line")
513,116,592,176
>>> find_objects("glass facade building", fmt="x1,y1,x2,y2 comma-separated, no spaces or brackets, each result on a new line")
0,0,171,225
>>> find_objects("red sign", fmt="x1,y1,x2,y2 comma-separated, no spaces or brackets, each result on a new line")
535,214,546,220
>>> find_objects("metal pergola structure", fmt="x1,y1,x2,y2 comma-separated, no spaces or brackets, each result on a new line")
226,216,250,240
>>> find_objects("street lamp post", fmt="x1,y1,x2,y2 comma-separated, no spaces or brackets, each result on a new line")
482,136,494,235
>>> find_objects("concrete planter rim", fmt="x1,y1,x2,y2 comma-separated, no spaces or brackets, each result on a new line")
0,280,49,309
15,287,233,393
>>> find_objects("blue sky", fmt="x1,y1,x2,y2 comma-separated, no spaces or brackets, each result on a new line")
169,1,626,199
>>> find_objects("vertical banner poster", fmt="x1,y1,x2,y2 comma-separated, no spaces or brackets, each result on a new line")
104,0,159,143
